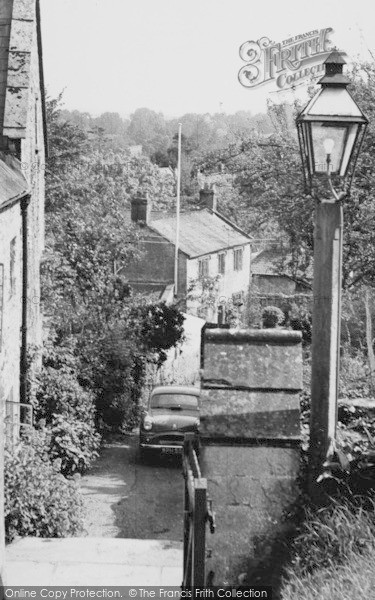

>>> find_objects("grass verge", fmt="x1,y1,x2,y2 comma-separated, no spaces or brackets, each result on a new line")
280,497,375,600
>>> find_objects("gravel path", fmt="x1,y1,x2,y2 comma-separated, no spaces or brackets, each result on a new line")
80,433,184,541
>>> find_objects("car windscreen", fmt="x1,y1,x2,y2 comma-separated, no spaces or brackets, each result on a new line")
150,394,199,410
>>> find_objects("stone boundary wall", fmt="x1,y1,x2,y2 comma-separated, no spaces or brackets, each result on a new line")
200,328,302,585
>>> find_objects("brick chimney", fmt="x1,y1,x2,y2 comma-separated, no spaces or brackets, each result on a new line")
131,193,150,224
199,185,217,212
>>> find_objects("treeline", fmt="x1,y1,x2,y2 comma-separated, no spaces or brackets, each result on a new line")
59,105,274,164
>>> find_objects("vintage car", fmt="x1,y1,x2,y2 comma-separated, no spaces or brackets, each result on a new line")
139,385,200,456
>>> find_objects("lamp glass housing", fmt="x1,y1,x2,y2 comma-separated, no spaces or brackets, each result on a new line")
310,122,359,175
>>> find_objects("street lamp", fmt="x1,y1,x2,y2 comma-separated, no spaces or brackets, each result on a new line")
297,50,368,197
296,51,368,497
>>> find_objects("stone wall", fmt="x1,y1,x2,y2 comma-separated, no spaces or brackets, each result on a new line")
0,200,22,585
200,328,302,585
20,0,45,355
0,0,13,138
0,0,46,583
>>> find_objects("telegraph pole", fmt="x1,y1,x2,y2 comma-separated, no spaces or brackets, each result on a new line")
174,123,182,297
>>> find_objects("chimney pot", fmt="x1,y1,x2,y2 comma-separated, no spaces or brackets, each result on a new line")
131,193,150,224
199,186,217,212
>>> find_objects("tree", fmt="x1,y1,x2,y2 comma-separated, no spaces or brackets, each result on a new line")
43,96,184,429
198,61,375,290
128,107,170,157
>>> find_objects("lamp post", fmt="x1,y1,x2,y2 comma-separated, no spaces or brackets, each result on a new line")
296,51,368,495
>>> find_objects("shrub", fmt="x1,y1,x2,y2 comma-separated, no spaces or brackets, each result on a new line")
49,414,101,476
5,435,84,542
36,367,97,423
289,304,312,344
339,350,371,399
262,305,284,328
34,333,101,474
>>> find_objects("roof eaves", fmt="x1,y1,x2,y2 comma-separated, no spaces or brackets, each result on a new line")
189,242,249,260
0,152,30,211
0,188,28,213
208,208,253,240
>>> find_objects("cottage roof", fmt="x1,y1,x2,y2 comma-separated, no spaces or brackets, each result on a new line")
251,246,313,288
251,247,284,275
0,0,47,152
0,155,28,210
149,209,251,258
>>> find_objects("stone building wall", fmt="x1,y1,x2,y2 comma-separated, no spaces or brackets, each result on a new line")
0,0,46,583
20,10,45,354
123,233,188,299
0,199,22,585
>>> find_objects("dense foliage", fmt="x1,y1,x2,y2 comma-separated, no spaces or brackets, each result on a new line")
42,96,185,431
4,430,84,542
262,305,285,328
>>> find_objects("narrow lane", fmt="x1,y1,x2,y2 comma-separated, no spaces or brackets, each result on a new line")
81,433,184,541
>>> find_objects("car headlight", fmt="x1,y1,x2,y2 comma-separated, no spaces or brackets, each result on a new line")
194,418,200,428
143,415,153,431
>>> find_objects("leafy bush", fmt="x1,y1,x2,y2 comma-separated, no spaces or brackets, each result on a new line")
339,350,371,399
5,434,84,542
49,414,101,476
36,367,97,424
91,303,185,429
132,302,185,365
289,304,312,344
34,332,101,474
93,330,146,430
262,305,284,328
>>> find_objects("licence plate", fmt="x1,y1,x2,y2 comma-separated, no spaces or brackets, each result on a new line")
161,447,181,454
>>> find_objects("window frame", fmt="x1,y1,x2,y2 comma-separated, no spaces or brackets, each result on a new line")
233,247,243,272
218,252,226,275
198,257,210,278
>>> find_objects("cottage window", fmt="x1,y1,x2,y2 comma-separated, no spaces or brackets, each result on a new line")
233,248,243,271
10,238,16,297
218,253,226,275
198,258,209,277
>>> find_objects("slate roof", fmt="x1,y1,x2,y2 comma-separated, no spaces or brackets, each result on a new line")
0,154,28,210
251,246,313,287
149,209,251,258
251,248,285,275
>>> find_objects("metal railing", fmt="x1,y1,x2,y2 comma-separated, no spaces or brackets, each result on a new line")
182,433,215,588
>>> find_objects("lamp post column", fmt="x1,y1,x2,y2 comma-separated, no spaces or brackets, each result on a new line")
309,198,343,493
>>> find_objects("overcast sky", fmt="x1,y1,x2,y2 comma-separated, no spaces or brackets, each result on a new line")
39,0,375,118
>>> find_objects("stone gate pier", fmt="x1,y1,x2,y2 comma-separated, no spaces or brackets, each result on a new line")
200,328,302,585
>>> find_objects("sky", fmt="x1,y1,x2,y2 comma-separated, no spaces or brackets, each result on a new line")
39,0,375,119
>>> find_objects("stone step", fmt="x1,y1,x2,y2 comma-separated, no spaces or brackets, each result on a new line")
6,537,183,586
